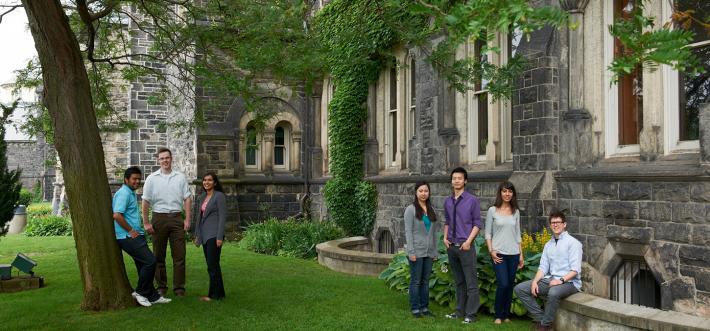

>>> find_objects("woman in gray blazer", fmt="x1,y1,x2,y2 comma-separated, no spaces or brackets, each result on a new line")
404,181,439,318
194,172,227,301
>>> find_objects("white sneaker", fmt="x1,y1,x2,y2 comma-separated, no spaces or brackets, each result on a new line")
131,291,138,298
135,293,152,307
151,296,172,304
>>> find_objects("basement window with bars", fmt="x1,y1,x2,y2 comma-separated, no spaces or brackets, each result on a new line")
610,259,661,309
378,230,395,254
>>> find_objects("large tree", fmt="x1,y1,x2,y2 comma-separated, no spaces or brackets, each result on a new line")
13,0,324,310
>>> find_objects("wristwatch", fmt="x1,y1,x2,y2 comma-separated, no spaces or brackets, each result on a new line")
559,277,566,283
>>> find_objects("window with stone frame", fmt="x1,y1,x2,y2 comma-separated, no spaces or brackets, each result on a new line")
387,65,399,166
245,123,261,170
273,123,291,170
663,0,709,153
464,38,489,162
407,56,416,141
604,0,643,156
503,28,522,163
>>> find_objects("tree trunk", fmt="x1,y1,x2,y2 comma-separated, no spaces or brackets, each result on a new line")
22,0,135,310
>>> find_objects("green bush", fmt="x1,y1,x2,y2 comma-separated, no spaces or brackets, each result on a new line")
25,215,73,237
18,188,33,206
380,234,543,315
240,218,345,259
31,181,43,203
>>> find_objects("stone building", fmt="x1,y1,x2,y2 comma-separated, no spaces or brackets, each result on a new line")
7,0,706,319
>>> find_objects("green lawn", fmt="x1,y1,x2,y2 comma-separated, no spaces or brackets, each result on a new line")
0,235,531,330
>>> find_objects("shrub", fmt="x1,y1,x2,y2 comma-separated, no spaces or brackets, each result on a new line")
18,188,33,207
31,181,43,203
240,218,345,259
380,230,547,315
27,202,53,219
25,215,73,237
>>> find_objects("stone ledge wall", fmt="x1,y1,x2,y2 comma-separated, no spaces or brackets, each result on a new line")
558,177,710,317
6,140,55,200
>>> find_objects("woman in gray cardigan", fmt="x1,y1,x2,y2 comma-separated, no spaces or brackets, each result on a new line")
194,172,227,301
404,181,439,318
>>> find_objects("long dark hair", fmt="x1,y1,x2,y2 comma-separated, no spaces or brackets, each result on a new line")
202,172,224,193
413,181,437,222
494,181,518,213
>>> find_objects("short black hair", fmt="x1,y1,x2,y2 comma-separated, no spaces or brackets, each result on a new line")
450,167,468,181
124,166,142,180
548,210,567,223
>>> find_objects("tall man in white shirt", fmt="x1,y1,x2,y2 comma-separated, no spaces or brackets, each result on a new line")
142,147,192,296
514,210,582,331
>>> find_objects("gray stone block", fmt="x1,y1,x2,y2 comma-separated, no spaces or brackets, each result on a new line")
579,217,613,236
648,221,690,244
648,241,680,281
653,183,690,202
557,182,584,199
690,225,710,246
689,182,710,203
699,103,710,163
619,182,652,201
606,225,652,244
679,245,710,268
672,202,709,224
602,201,638,220
571,200,602,217
639,201,672,222
680,265,710,292
584,183,619,200
585,235,607,267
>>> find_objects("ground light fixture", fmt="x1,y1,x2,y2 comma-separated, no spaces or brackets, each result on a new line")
11,253,37,275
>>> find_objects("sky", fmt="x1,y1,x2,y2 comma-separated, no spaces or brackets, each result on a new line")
0,5,36,140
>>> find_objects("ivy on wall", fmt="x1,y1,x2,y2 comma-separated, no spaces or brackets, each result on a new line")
315,0,413,236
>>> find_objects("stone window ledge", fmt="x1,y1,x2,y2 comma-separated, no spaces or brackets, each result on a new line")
555,164,708,182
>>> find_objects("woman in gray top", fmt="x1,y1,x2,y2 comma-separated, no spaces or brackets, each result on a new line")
485,181,524,324
194,172,227,301
404,181,439,318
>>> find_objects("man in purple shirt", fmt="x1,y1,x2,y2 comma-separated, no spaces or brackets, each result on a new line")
443,167,483,324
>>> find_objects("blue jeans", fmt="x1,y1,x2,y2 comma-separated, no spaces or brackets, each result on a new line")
493,254,519,319
408,257,433,312
117,235,160,301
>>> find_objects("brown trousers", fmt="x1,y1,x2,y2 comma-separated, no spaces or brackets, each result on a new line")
151,212,186,293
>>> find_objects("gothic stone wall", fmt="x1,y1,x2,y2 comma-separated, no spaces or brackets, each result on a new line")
6,140,55,200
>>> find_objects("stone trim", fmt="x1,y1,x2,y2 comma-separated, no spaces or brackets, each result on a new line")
555,165,709,182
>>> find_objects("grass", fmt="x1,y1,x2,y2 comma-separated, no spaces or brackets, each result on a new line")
0,235,532,330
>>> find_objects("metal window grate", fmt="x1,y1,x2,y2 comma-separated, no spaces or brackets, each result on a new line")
610,259,661,309
378,230,395,254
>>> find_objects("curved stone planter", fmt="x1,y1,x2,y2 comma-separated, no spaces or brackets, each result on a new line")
316,236,394,276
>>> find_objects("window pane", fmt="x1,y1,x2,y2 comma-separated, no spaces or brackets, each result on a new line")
679,44,710,140
615,0,643,145
390,112,397,162
275,127,285,145
275,147,284,165
246,126,256,166
410,59,416,103
675,0,710,44
478,93,488,156
475,39,488,91
390,67,398,110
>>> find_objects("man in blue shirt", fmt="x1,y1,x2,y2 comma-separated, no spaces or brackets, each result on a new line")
443,167,483,324
514,210,582,331
113,167,171,307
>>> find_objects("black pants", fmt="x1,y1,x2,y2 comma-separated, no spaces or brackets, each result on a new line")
447,245,480,318
117,235,160,301
203,238,225,299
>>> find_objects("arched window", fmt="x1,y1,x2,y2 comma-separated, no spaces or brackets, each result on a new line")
245,123,260,170
273,123,290,170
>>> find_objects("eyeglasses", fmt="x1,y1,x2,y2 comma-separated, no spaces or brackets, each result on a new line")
550,221,565,225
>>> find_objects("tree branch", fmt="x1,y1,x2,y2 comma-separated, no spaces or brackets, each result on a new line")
0,4,21,24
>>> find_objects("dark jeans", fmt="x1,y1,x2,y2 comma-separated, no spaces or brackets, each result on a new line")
514,278,578,326
408,257,433,312
492,254,519,319
117,235,160,302
152,212,186,294
203,238,225,299
447,245,480,318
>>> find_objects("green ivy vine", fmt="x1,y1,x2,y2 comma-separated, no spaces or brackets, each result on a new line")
315,0,412,236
